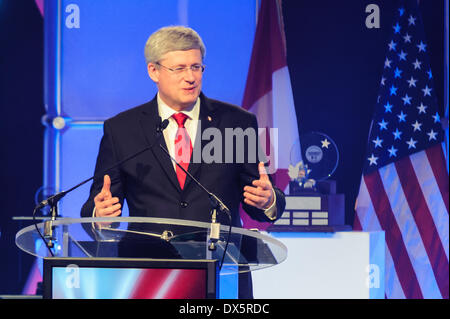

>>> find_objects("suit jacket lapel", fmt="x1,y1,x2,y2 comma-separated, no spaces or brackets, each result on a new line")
139,96,182,193
184,93,219,191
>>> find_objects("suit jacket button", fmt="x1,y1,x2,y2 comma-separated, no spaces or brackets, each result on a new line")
180,201,188,208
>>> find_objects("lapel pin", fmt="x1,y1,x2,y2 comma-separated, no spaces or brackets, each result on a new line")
207,116,212,122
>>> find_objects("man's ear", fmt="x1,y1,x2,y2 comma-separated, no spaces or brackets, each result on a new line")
147,63,159,83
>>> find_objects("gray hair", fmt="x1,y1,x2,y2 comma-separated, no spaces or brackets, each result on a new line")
144,26,206,64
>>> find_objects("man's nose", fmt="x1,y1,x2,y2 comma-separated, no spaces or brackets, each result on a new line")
183,68,196,82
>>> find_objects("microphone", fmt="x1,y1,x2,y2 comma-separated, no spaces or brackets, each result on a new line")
34,118,169,253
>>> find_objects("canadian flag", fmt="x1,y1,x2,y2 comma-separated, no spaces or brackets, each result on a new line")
241,0,300,229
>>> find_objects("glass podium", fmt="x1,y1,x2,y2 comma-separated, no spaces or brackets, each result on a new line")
16,217,287,299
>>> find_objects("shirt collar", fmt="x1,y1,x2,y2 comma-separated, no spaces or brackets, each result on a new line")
157,93,200,122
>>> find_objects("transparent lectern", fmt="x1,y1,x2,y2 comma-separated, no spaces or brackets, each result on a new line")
16,217,287,299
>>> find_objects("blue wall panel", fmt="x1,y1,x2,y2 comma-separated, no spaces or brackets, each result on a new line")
58,124,101,218
48,0,256,120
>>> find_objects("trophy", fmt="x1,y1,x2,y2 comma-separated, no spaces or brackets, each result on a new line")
288,132,339,194
267,132,345,231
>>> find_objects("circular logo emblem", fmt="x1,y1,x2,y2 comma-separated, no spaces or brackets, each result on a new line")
305,145,323,163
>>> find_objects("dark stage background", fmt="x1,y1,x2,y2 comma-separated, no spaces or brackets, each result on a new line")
0,0,444,294
0,0,44,294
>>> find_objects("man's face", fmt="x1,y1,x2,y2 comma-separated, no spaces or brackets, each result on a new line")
148,49,203,111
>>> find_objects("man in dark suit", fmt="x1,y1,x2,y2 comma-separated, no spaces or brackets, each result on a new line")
81,26,285,298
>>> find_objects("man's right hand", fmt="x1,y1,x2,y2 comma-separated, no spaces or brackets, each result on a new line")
94,175,122,217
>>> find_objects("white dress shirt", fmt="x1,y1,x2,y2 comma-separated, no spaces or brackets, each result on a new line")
157,93,200,170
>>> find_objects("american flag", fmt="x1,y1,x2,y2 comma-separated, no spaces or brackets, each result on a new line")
354,1,449,298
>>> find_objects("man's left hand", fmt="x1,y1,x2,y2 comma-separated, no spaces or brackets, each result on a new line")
243,162,274,210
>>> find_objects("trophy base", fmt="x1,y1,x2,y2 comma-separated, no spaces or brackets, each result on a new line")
268,180,347,232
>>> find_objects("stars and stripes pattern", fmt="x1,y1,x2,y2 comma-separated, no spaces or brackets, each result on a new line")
355,1,449,299
364,8,443,173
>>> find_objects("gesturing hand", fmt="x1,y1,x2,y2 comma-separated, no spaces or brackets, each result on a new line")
243,162,274,210
94,175,121,217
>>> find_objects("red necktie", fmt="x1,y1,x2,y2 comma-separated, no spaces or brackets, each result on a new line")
172,113,192,189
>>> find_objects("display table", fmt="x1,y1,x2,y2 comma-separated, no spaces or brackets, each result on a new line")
252,231,385,299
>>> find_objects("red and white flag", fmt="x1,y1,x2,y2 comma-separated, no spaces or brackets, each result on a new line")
240,0,300,229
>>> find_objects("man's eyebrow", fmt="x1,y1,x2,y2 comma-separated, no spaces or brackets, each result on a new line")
173,63,202,67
